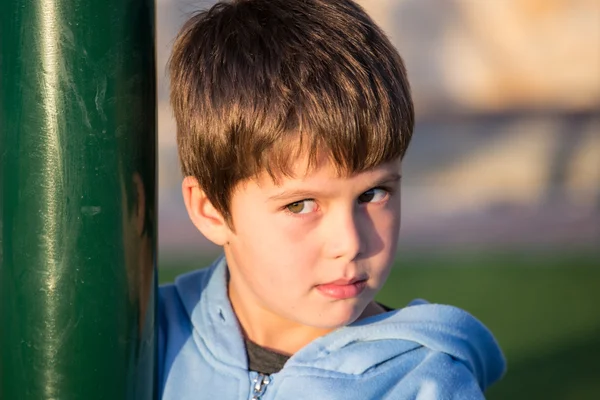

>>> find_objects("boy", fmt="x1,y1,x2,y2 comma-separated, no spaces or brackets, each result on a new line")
159,0,505,398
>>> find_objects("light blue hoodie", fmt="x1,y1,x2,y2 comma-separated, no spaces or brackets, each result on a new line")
158,257,505,399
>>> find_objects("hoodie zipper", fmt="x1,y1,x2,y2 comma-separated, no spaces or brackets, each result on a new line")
250,373,271,400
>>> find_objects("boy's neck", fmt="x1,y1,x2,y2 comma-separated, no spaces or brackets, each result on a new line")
228,279,385,356
227,281,326,355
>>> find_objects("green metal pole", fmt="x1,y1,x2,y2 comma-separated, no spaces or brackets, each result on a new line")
1,0,157,399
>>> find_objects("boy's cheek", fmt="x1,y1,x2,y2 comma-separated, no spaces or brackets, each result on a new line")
376,206,402,237
264,214,320,244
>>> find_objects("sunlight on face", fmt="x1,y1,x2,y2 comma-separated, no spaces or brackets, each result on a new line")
224,155,402,336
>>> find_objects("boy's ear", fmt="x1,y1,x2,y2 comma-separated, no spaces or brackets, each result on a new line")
182,176,230,246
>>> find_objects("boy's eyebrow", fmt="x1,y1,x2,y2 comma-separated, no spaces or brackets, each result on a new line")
267,172,402,202
376,172,402,185
268,190,319,202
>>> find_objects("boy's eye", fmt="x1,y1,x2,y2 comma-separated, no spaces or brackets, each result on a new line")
286,199,317,214
358,188,388,204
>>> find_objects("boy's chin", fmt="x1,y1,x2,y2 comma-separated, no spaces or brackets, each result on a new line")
304,303,369,330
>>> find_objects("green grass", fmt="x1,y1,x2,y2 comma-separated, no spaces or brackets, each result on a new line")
159,250,600,400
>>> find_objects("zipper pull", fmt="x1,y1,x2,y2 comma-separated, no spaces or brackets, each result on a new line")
251,373,271,400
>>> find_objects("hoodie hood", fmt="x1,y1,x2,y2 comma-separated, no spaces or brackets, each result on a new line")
159,256,506,399
287,299,505,390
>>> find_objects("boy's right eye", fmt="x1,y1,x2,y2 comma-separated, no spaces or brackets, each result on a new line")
286,199,317,214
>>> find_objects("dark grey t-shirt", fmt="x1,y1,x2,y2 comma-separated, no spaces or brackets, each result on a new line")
245,338,289,375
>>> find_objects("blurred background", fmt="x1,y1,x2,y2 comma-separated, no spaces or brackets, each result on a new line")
156,1,600,399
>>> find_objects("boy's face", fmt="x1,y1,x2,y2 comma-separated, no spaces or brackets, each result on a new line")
222,154,402,332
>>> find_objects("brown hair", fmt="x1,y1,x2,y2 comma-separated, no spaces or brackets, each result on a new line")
169,0,414,222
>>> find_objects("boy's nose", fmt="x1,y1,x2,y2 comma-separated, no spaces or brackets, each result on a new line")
324,208,364,262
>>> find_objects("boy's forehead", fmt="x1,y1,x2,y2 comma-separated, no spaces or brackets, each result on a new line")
254,154,401,190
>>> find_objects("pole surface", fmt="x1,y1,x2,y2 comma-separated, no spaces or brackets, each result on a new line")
0,0,157,398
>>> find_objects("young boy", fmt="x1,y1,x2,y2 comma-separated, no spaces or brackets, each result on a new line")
159,0,505,398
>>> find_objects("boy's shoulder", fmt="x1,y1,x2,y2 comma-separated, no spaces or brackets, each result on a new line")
158,258,227,339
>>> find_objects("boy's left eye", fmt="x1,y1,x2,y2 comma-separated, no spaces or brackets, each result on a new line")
358,188,388,204
286,199,317,214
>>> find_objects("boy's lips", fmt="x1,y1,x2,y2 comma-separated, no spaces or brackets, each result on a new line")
316,277,367,299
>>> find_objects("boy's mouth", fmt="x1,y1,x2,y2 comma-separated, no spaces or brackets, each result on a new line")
316,277,367,299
